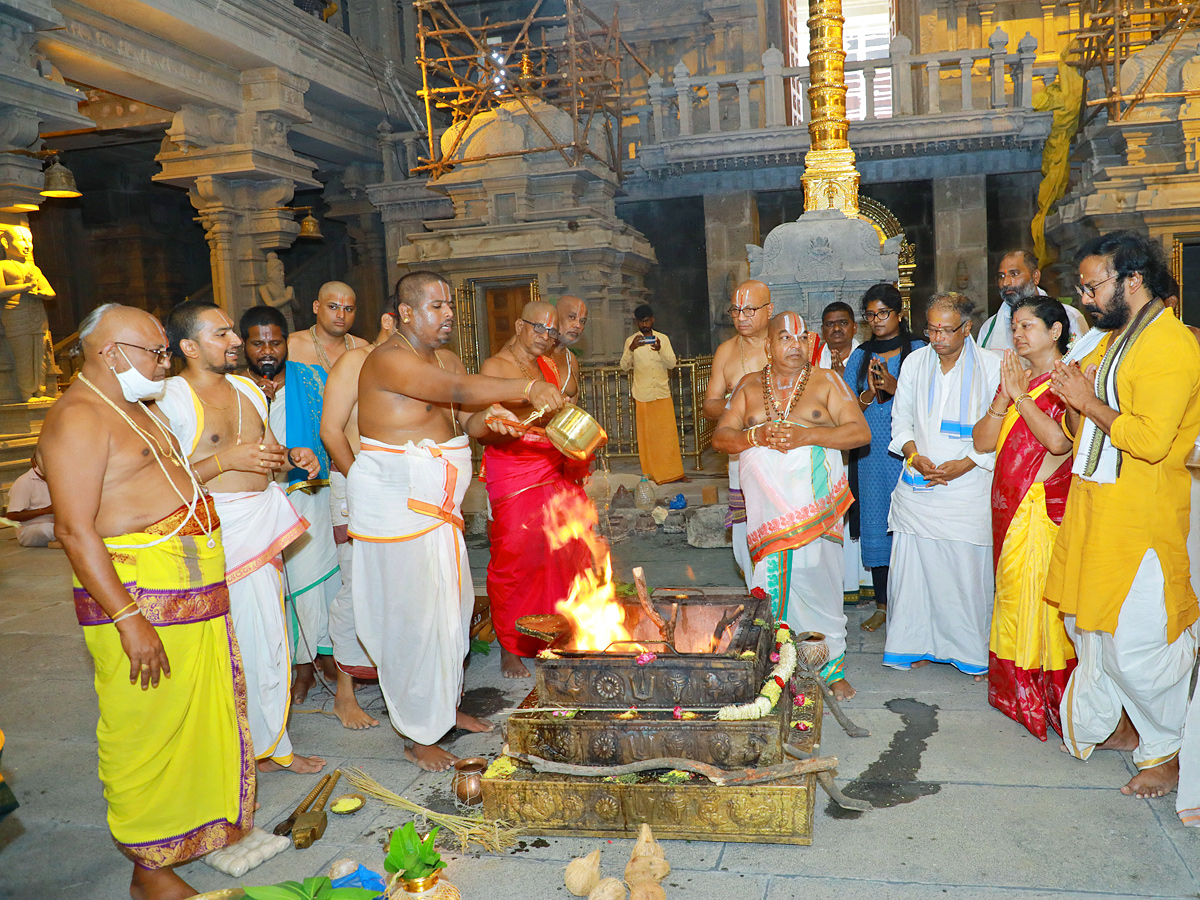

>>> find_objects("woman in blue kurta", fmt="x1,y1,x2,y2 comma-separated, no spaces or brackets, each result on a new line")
842,283,925,632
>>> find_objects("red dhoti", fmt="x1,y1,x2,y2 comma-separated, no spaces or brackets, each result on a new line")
485,433,592,658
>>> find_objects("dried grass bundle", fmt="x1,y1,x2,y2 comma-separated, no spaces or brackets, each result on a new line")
341,766,521,853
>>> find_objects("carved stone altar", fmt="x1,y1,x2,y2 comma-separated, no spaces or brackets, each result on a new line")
748,210,901,326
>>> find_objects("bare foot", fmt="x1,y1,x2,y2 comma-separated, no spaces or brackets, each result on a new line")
291,662,316,705
1098,709,1140,752
315,654,338,681
973,674,985,682
334,669,379,729
860,610,886,632
829,678,856,701
257,754,326,774
456,710,495,732
1121,755,1179,799
47,540,63,549
501,648,530,679
405,742,458,772
130,864,195,900
909,659,930,669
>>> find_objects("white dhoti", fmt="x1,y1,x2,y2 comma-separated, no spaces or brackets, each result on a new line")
16,521,55,547
283,485,340,663
328,470,375,677
348,436,473,745
741,441,852,680
842,533,869,596
727,458,752,590
1179,676,1200,826
215,485,307,764
883,533,993,675
1061,549,1197,770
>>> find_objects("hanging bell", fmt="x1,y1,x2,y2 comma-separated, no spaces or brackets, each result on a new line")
298,212,323,240
40,158,81,199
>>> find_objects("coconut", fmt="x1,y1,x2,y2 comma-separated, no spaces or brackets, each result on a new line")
628,883,666,900
565,848,602,896
624,855,670,885
587,876,627,900
630,823,665,862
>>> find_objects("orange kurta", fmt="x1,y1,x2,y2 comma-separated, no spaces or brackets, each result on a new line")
1044,311,1200,642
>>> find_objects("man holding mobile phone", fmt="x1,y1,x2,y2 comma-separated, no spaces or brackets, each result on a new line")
620,304,687,484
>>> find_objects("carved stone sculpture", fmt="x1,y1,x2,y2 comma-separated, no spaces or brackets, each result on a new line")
0,224,56,400
257,251,297,331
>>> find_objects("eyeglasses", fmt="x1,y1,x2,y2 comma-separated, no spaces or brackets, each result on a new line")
862,309,895,322
1075,274,1119,299
114,342,172,366
520,319,561,341
728,303,770,318
923,321,968,339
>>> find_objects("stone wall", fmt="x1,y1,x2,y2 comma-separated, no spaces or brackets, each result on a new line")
616,197,711,358
702,192,758,349
933,174,989,322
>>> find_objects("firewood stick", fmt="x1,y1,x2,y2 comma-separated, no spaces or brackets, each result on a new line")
784,744,872,811
710,604,744,651
631,566,667,639
503,746,838,786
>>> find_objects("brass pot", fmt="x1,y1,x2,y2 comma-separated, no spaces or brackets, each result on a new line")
544,404,607,461
451,757,487,806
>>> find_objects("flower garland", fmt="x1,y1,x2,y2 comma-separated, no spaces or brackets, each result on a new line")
716,623,797,720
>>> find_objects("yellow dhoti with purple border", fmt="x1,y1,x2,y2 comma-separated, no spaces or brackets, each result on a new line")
72,497,253,868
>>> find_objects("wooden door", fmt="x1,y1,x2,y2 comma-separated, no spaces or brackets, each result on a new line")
485,284,533,356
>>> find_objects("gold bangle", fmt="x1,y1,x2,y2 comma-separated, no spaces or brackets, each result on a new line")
523,379,535,401
1015,393,1033,410
111,599,137,618
905,451,917,467
985,406,1006,419
214,454,223,474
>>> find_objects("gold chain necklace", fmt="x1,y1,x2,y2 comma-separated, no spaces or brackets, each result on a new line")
762,362,811,423
396,332,458,437
310,325,352,371
196,379,234,411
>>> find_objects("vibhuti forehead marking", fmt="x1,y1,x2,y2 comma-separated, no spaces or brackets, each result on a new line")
780,312,805,335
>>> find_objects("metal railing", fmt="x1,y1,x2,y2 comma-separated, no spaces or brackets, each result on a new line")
577,356,713,471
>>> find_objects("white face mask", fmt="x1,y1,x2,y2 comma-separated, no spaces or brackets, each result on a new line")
111,347,165,402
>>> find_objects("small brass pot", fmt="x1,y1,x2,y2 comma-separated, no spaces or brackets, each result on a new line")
544,404,607,461
451,757,487,807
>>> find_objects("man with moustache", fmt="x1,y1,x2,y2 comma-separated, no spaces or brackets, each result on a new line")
158,300,325,774
713,312,870,700
818,301,859,372
242,304,341,703
481,300,593,679
704,280,774,588
37,304,251,900
1045,230,1200,802
318,302,397,729
979,250,1088,352
551,295,588,401
351,272,567,769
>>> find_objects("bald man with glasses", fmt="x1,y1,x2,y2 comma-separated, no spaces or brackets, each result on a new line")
480,301,593,679
704,281,774,588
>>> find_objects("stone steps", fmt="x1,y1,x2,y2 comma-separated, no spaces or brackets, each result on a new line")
0,401,50,506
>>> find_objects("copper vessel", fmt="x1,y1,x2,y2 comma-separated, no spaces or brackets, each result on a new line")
451,757,487,806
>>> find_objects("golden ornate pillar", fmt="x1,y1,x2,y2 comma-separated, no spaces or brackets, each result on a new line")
801,0,860,217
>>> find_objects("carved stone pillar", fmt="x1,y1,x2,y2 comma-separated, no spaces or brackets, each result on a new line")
0,0,90,212
155,67,319,321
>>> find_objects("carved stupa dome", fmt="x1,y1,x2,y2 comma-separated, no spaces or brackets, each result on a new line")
439,96,609,166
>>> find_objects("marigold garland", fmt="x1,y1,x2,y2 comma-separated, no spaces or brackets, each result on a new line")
716,624,796,720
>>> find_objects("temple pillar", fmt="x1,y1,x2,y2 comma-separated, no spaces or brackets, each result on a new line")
0,0,91,213
154,67,319,321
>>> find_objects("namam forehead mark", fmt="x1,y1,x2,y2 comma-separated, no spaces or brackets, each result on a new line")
734,280,771,305
521,299,557,325
769,311,806,337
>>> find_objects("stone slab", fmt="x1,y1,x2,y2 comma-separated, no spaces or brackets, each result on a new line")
686,503,732,548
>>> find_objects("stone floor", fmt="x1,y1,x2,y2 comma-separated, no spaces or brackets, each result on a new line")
1,467,1198,900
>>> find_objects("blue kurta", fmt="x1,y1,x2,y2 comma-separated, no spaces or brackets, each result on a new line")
842,341,925,567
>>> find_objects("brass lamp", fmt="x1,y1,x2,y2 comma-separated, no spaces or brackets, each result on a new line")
297,209,322,239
